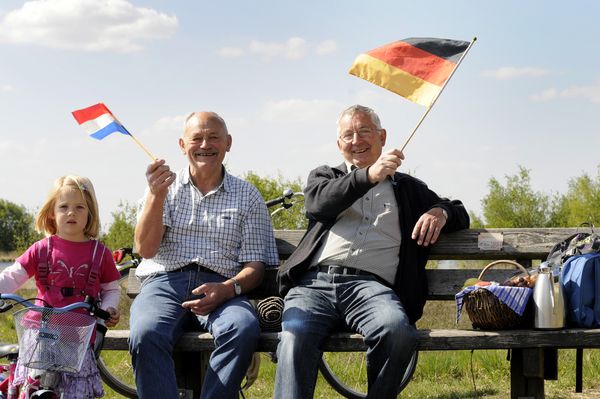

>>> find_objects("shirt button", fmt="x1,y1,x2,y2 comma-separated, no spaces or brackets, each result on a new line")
365,197,370,201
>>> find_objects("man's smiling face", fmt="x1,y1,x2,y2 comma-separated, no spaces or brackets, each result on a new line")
179,112,231,171
337,111,386,169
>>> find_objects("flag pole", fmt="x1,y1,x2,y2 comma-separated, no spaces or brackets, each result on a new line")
400,37,477,153
128,133,157,161
111,111,157,161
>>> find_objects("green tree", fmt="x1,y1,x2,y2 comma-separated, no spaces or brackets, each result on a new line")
555,167,600,227
101,201,137,251
243,172,307,230
468,211,485,229
481,167,562,228
0,199,40,252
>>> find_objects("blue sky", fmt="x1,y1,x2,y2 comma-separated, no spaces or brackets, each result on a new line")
1,0,599,229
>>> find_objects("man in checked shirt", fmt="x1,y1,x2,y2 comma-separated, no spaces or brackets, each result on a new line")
129,111,278,399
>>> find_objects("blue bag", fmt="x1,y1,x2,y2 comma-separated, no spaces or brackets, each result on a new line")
560,253,600,327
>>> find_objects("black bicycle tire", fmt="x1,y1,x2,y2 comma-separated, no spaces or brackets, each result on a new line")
317,350,418,398
97,355,138,398
97,269,138,398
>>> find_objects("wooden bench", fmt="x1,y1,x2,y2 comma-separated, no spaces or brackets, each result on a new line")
103,228,600,399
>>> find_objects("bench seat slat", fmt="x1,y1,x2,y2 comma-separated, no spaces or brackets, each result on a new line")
104,328,600,353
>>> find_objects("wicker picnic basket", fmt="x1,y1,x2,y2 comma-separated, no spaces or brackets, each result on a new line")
464,260,533,330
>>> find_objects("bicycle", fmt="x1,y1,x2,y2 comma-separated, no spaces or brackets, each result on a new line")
0,293,110,399
95,248,139,398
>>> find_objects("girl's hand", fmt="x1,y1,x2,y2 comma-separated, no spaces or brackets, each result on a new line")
105,307,120,327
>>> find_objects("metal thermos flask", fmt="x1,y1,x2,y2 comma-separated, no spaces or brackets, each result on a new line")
533,263,565,329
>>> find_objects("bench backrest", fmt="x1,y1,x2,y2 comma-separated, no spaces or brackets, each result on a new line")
274,228,579,260
127,228,580,300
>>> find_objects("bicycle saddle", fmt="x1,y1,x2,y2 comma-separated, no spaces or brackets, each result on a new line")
0,343,18,357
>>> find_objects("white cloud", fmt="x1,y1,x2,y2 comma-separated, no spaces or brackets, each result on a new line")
0,137,54,170
0,84,13,92
560,84,600,103
0,139,20,154
283,37,309,60
481,66,550,80
220,37,337,60
530,88,558,102
261,99,342,122
531,83,600,103
152,115,186,133
353,89,387,105
249,37,308,60
217,46,245,58
315,39,337,55
0,0,178,53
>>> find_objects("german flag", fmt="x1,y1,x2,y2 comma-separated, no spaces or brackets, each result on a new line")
349,38,470,107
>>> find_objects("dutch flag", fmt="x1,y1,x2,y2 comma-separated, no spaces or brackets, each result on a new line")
71,103,131,140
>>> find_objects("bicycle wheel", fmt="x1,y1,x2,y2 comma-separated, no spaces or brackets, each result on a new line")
318,350,418,399
97,269,138,398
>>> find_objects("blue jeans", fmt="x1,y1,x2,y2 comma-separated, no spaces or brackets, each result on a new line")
129,270,260,399
274,270,417,399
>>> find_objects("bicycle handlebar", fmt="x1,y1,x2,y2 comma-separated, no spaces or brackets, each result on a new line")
0,293,111,320
265,190,304,208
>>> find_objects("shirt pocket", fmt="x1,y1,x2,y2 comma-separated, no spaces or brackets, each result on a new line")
373,202,401,244
212,208,243,261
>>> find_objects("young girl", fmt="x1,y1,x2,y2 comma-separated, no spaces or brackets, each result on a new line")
0,175,121,398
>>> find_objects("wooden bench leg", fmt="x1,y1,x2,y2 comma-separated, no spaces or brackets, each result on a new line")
174,350,210,399
575,348,583,393
543,348,558,380
510,348,545,399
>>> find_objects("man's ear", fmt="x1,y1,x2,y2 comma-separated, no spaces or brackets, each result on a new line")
379,129,387,146
226,134,232,152
178,137,185,154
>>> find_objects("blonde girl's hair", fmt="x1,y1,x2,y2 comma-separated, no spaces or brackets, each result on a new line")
35,175,101,239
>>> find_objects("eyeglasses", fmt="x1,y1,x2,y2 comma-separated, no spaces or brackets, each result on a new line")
338,128,378,143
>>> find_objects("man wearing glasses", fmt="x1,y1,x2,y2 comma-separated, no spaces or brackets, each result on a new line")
275,104,470,398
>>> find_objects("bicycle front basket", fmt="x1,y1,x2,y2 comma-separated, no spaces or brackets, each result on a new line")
13,307,96,373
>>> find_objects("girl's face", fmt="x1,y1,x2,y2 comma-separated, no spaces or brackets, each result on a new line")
52,188,89,242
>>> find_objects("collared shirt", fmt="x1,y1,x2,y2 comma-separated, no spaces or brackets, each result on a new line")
311,177,401,284
135,167,279,277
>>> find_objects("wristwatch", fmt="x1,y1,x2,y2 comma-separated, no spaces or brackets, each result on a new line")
231,278,242,296
441,209,449,221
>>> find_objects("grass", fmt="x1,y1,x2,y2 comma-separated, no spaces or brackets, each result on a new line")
237,300,600,398
3,288,600,398
0,250,18,262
